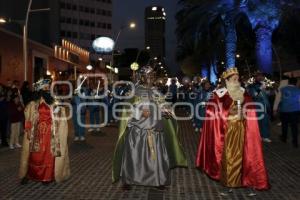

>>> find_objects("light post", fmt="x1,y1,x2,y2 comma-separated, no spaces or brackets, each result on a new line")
110,22,136,82
0,0,50,81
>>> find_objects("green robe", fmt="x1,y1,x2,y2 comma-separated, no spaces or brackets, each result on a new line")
112,95,188,183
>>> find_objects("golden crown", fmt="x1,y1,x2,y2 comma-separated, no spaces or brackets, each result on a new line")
222,67,239,79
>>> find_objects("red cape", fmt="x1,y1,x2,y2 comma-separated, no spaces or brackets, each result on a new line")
196,90,270,190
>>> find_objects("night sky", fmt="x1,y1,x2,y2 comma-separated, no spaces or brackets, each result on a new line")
113,0,180,75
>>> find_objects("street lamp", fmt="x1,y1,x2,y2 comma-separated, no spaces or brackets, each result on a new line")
146,46,151,50
86,65,93,71
110,22,137,82
0,0,50,81
129,22,136,29
236,54,240,58
0,18,7,24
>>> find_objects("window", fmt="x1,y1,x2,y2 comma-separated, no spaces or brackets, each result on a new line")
66,3,71,10
79,6,84,12
72,32,78,38
84,20,89,26
66,18,71,24
60,31,66,37
72,18,78,24
107,24,111,29
72,5,77,10
90,22,95,27
67,31,72,37
107,10,112,16
60,2,65,9
90,8,95,14
79,19,84,25
60,17,65,23
91,34,95,40
85,7,89,13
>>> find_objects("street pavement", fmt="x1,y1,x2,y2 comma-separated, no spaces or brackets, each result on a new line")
0,118,299,200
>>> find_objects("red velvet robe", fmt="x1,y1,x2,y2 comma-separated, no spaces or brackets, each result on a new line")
27,103,55,182
196,90,270,190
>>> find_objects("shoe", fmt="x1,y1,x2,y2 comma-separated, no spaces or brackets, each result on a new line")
247,189,257,197
262,138,272,143
20,177,29,185
155,186,166,191
88,129,94,132
9,144,15,150
42,182,51,186
15,144,22,148
74,137,79,141
80,136,86,141
219,189,233,196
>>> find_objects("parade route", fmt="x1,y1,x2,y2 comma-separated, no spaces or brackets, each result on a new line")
0,118,299,200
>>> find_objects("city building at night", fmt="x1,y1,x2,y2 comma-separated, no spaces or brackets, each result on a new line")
144,6,166,60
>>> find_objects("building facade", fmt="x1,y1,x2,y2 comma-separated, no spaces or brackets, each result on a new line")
144,6,166,59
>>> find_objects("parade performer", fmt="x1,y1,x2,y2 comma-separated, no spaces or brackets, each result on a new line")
112,66,187,190
247,71,272,143
19,79,70,184
196,68,269,196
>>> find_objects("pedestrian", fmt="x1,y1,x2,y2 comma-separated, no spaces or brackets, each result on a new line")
196,68,270,197
247,71,272,143
71,88,87,141
0,84,9,147
275,77,300,148
8,94,24,149
21,81,32,106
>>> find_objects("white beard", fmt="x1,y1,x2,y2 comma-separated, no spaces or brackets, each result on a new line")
226,81,244,103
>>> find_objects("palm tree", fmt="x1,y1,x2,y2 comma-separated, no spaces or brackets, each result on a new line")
176,0,246,71
242,0,300,75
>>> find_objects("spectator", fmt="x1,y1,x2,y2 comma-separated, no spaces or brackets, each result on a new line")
8,94,24,149
0,84,9,147
21,81,32,106
168,78,178,104
276,77,300,148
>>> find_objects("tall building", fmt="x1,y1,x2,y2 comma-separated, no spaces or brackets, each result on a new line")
144,6,166,59
59,0,113,51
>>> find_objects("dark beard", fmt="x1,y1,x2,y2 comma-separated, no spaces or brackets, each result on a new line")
41,91,54,105
33,90,54,105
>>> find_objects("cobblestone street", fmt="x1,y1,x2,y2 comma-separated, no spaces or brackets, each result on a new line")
0,119,299,200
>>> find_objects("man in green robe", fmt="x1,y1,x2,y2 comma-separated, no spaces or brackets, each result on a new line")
112,66,187,190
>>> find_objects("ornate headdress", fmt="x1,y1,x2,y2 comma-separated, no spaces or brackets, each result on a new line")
222,67,239,79
139,65,154,75
33,79,51,91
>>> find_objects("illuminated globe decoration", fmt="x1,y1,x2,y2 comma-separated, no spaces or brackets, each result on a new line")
92,37,115,53
130,62,139,71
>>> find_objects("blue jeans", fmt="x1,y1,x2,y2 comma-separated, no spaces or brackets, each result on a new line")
72,113,86,137
89,106,100,126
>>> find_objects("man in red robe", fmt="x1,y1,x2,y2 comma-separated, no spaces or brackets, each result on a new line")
196,68,269,196
19,79,70,185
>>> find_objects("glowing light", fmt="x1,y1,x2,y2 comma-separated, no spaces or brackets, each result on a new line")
129,22,136,29
98,57,103,61
86,65,93,71
114,68,119,74
221,61,225,65
0,18,7,24
92,37,115,53
130,62,139,71
154,57,158,60
146,46,151,50
46,70,51,76
236,54,240,58
152,7,157,11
